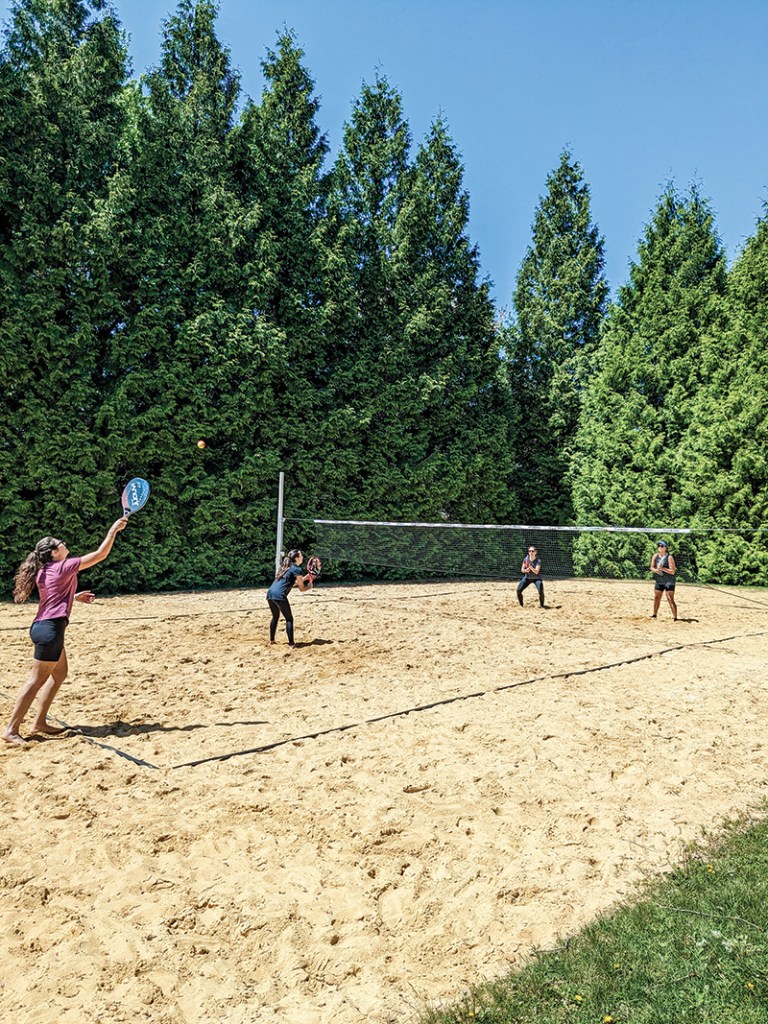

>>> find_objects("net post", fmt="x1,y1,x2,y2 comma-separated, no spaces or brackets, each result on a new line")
274,471,285,576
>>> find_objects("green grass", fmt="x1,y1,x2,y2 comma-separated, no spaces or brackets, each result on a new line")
422,812,768,1024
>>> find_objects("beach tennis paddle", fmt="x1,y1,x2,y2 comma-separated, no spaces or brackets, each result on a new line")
121,478,151,516
306,556,322,585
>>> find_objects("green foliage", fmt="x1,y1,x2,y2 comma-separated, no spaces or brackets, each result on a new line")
0,0,129,583
389,119,518,523
228,31,334,533
312,75,417,518
507,151,608,524
676,215,768,583
572,185,727,552
0,5,517,594
92,0,287,591
315,88,518,527
2,2,767,592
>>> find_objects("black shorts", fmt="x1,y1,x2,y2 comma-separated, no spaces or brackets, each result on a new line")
654,579,676,592
30,617,68,662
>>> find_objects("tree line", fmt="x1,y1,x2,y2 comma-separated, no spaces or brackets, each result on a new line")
0,0,765,592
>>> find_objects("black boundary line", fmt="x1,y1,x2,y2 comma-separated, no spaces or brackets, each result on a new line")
0,590,474,631
0,614,165,633
6,573,768,634
3,627,763,771
169,628,766,770
691,582,768,609
67,732,160,769
0,693,160,769
2,577,765,634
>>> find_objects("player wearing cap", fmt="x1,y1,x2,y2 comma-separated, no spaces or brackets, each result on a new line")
649,540,677,620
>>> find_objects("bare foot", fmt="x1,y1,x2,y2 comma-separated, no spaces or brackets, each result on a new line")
31,723,67,736
2,731,28,747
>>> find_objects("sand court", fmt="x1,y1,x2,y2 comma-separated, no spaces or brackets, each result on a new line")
1,579,767,1022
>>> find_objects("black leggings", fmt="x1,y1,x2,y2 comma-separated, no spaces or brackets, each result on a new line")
517,577,544,606
268,598,294,645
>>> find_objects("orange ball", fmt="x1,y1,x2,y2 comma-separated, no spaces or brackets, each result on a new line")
197,439,206,449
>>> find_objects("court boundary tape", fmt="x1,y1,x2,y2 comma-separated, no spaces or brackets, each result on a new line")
0,590,471,632
0,697,160,769
1,579,765,634
169,628,766,769
2,628,763,771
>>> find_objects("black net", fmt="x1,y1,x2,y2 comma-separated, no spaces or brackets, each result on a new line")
301,520,701,582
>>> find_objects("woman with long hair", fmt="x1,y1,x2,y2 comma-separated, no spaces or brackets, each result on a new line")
266,548,312,648
2,517,128,746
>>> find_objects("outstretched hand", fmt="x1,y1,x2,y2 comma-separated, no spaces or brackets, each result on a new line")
75,591,96,604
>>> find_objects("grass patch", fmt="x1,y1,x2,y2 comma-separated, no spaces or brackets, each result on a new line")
422,812,768,1024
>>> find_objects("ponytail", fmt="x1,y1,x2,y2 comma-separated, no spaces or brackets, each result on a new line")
13,536,59,603
275,548,303,581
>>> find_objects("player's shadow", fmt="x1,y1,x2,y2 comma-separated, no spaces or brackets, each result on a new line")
293,638,335,649
72,719,268,739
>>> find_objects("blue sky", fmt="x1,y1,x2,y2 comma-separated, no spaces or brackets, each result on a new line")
2,0,767,306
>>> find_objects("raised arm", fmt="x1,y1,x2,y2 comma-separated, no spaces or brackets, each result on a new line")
78,517,128,570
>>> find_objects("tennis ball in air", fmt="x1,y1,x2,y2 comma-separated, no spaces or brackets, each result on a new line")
197,439,206,449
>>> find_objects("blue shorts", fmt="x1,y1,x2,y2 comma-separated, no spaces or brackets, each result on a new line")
30,617,68,662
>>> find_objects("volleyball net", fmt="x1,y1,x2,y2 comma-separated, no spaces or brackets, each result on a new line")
282,517,768,585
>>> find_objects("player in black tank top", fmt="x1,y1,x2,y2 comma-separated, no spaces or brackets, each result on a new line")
649,540,677,620
517,545,545,608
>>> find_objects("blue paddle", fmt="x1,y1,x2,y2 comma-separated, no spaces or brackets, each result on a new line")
121,478,151,516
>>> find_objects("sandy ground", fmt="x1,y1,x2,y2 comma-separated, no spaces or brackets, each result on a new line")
1,578,767,1023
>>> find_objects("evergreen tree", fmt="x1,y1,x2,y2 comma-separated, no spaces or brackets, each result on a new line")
0,0,128,584
389,117,517,521
317,93,516,527
316,74,413,518
678,216,768,583
229,31,331,530
508,150,608,524
97,0,282,589
572,185,727,573
232,31,328,360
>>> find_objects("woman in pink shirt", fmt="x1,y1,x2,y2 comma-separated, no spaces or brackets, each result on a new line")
2,517,128,746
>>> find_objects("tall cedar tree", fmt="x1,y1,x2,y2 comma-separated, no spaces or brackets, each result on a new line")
97,0,282,589
677,215,768,583
0,0,128,586
318,75,414,518
508,151,607,525
390,117,517,522
572,185,727,573
229,31,331,539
